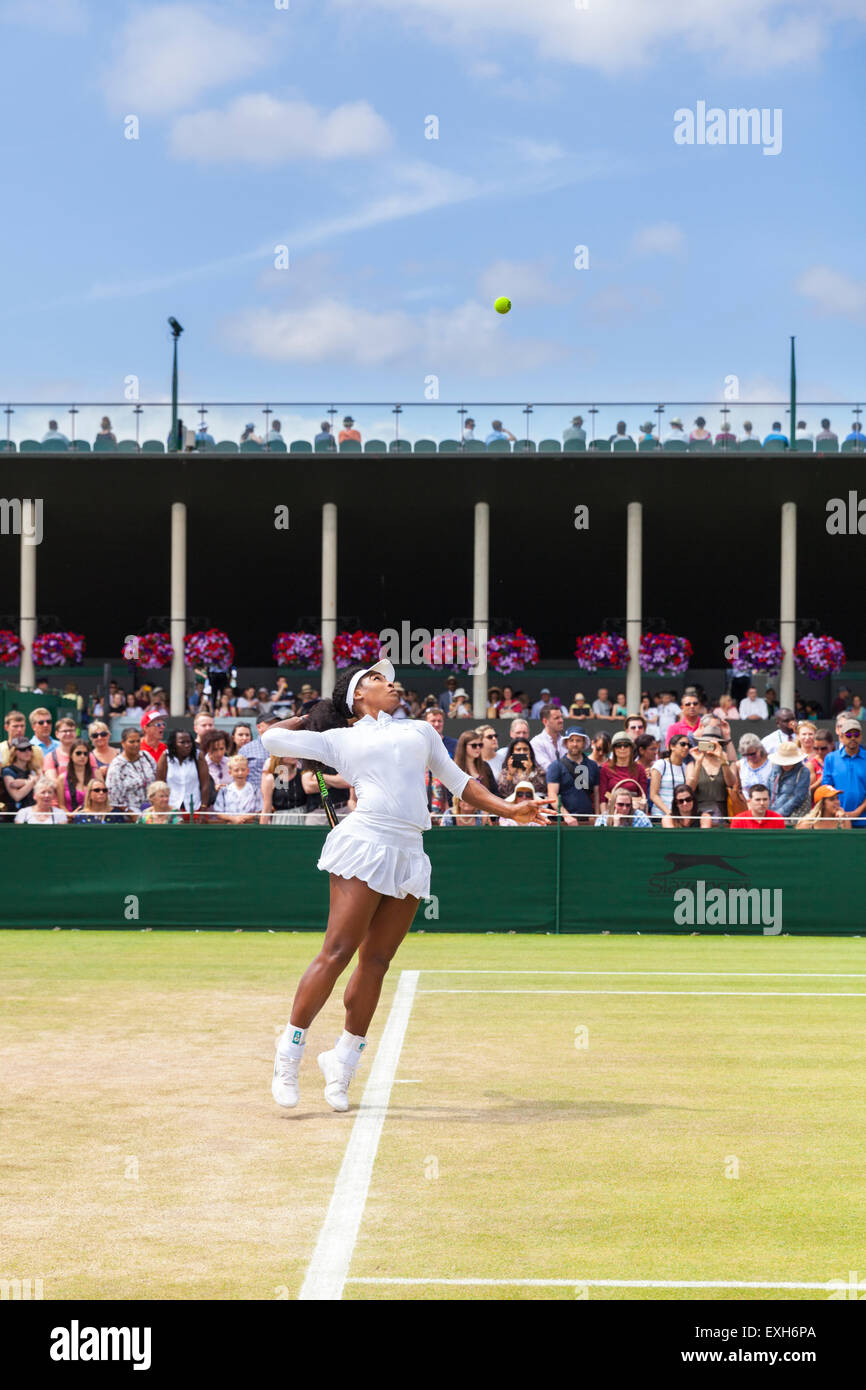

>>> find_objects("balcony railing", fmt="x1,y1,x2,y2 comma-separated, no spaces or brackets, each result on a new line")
1,401,863,454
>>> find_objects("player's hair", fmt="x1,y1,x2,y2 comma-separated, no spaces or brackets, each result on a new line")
298,666,367,771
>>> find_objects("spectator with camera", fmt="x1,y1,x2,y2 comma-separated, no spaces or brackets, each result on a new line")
684,727,737,825
497,736,547,798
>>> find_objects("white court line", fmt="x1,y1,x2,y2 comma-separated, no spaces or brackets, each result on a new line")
298,969,418,1302
346,1277,834,1291
418,989,866,998
421,970,866,979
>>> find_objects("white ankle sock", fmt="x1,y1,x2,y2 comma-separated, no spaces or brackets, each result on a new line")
334,1030,367,1071
280,1022,307,1060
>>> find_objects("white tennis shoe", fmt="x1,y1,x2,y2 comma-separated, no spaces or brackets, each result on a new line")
272,1048,300,1108
318,1049,353,1112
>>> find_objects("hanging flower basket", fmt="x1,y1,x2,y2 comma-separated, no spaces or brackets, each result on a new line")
32,631,86,666
574,632,630,671
121,633,174,667
639,632,693,675
793,633,846,680
333,630,382,669
728,631,784,676
485,629,540,675
0,629,23,666
273,632,323,667
184,629,234,667
420,631,480,673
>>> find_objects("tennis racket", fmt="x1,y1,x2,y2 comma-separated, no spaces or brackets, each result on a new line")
315,770,339,829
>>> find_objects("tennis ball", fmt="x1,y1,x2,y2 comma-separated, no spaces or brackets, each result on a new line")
494,296,512,314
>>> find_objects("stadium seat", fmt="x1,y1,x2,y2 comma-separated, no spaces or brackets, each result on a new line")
69,440,91,452
612,439,636,452
438,439,459,452
389,439,412,454
339,439,362,454
0,440,16,452
841,440,865,453
413,439,437,453
538,439,561,453
486,439,512,452
689,440,712,452
562,438,586,453
738,439,762,450
142,440,166,453
266,438,287,453
762,440,786,452
40,439,68,451
461,439,486,453
240,440,262,452
314,440,336,453
116,440,139,452
512,439,536,454
93,437,115,451
663,439,687,452
364,440,386,452
794,439,814,452
589,439,611,452
290,440,313,453
638,439,659,452
816,438,839,454
19,440,41,451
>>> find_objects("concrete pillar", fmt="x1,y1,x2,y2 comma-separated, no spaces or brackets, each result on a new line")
321,503,338,699
780,501,797,711
19,504,37,690
170,502,187,716
472,502,490,719
626,502,642,714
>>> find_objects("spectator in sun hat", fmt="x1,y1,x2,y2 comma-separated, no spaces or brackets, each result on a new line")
448,687,473,718
663,416,686,443
569,691,593,719
637,421,657,444
795,785,852,830
766,742,811,821
531,687,556,719
822,718,866,826
547,727,599,823
594,788,652,828
563,415,586,443
599,731,648,811
438,674,459,714
498,780,545,827
338,416,361,444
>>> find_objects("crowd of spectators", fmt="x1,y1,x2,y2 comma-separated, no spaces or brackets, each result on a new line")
10,412,865,452
3,677,864,829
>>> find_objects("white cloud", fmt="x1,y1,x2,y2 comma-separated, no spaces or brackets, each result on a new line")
511,137,568,164
466,59,503,80
0,0,87,30
170,93,391,164
477,258,563,306
586,285,663,321
102,4,266,115
795,265,866,318
630,222,685,258
334,0,864,73
224,296,564,374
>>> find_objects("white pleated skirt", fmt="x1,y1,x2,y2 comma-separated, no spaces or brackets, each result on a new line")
317,814,430,900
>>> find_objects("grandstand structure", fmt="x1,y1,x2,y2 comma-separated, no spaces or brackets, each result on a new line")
1,400,863,718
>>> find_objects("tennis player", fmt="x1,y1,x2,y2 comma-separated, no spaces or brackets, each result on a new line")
263,658,549,1112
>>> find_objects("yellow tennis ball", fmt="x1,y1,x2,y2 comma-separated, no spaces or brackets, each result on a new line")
494,296,512,314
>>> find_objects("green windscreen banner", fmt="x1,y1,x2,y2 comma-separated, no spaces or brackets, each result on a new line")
0,826,860,934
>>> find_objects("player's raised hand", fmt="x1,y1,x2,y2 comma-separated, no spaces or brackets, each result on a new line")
509,796,555,825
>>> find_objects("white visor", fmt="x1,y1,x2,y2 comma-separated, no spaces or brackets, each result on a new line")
346,658,395,712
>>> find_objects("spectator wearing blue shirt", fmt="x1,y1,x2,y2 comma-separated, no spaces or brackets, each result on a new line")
484,419,516,446
547,729,600,823
315,421,336,450
29,708,60,755
237,713,281,792
763,421,788,446
822,719,866,826
844,422,865,445
423,705,457,757
766,743,811,820
41,420,69,446
195,426,214,446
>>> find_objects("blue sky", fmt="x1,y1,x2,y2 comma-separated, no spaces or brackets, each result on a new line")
1,0,865,442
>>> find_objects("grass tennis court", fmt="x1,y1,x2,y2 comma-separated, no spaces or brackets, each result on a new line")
2,930,864,1301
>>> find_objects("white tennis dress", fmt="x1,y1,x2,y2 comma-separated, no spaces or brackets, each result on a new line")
261,712,470,899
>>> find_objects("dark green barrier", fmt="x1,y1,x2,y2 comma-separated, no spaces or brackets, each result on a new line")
0,826,861,934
